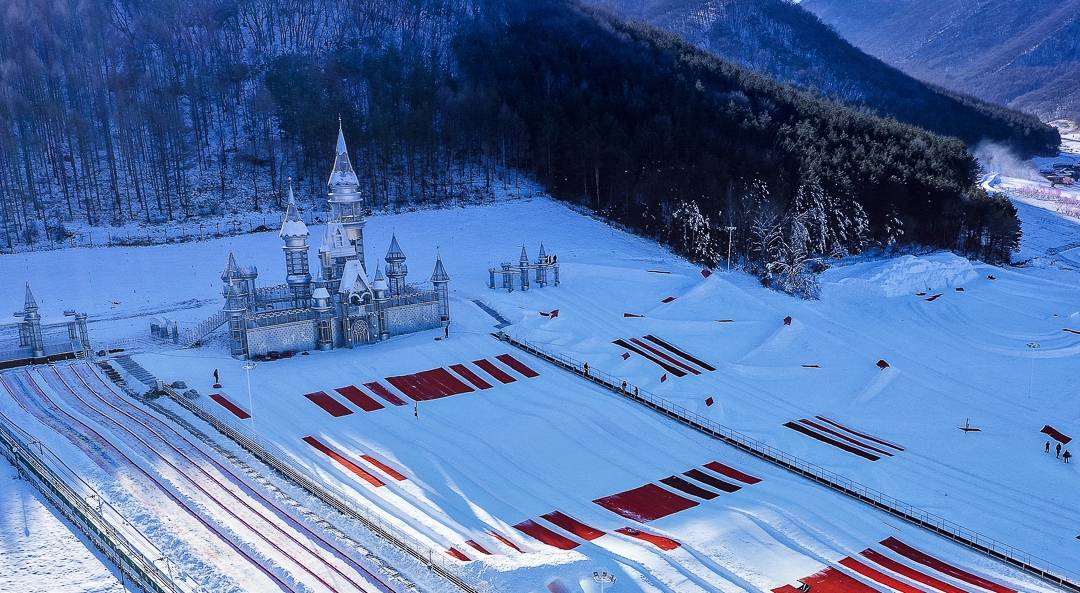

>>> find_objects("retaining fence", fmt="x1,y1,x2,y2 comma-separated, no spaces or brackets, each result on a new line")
158,383,495,593
496,331,1080,592
0,408,197,593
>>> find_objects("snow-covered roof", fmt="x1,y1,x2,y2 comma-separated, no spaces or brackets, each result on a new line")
339,259,371,295
319,223,355,258
279,183,309,238
312,287,331,300
327,126,359,188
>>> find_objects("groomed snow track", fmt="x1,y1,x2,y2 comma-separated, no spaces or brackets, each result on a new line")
496,332,1080,593
1,362,401,593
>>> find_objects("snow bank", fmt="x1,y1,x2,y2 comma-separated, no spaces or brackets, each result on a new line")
822,253,977,298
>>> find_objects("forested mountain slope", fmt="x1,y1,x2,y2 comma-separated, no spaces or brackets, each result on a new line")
803,0,1080,121
0,0,1021,292
586,0,1058,154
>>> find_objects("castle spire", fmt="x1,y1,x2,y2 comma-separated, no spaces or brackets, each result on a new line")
221,252,241,281
24,283,37,310
280,178,309,239
385,234,406,262
519,244,529,264
328,122,359,188
431,253,450,283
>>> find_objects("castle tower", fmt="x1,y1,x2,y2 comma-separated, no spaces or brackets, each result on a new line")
224,284,248,358
536,243,548,287
326,121,366,268
19,284,44,357
312,275,334,351
280,180,312,307
221,252,254,310
518,245,530,291
385,235,408,296
372,265,389,340
431,254,451,325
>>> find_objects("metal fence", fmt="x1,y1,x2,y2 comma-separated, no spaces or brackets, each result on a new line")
0,403,200,593
496,332,1080,593
158,383,497,593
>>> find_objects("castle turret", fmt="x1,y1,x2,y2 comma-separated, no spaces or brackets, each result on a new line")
372,266,389,340
224,284,248,358
385,235,408,296
19,284,44,357
536,243,548,287
431,254,450,325
221,252,256,310
327,121,366,267
518,245,530,291
280,180,312,307
312,274,334,351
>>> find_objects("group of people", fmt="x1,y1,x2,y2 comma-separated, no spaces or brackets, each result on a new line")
1045,440,1072,463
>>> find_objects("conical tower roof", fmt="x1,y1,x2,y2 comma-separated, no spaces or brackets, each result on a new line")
23,283,37,310
372,265,388,292
431,254,450,283
221,252,241,281
327,123,359,188
519,244,529,263
538,243,547,259
280,180,309,238
385,234,406,262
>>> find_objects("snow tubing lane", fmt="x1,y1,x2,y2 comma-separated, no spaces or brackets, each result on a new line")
614,527,680,551
703,461,761,485
839,557,926,593
772,567,882,593
495,353,540,378
860,549,967,593
473,359,516,384
660,475,719,499
815,415,905,451
446,547,470,561
489,530,524,552
68,367,399,593
465,540,491,555
682,468,740,493
304,391,353,417
303,436,386,487
880,537,1017,593
513,519,580,550
540,511,604,541
593,483,699,523
797,418,894,457
9,373,299,593
784,421,881,461
642,335,717,371
335,385,385,412
450,364,493,390
210,393,251,419
612,339,687,377
364,381,407,406
629,338,701,375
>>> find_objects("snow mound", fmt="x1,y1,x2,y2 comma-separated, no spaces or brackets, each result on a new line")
823,253,977,298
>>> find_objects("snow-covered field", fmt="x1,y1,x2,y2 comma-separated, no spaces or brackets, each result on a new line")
2,169,1079,592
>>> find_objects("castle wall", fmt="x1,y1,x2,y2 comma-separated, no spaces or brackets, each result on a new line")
384,301,441,335
245,319,317,356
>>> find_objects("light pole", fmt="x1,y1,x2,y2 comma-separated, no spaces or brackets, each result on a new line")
1026,341,1039,401
243,361,257,439
593,570,617,593
724,226,737,270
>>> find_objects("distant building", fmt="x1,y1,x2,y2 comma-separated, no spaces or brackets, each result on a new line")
1,284,90,367
489,244,560,291
221,125,449,359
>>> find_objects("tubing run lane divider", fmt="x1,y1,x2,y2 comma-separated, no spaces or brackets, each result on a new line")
155,372,496,593
493,331,1080,593
58,365,386,593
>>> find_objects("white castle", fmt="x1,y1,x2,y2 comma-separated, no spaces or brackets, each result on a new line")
220,125,449,359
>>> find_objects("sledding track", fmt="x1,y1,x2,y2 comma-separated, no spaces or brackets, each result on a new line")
2,362,399,593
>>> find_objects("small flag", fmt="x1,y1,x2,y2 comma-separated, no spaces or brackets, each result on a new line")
701,268,713,278
660,373,668,383
539,311,549,317
705,397,714,407
783,315,792,326
549,309,559,318
622,352,631,360
414,401,419,418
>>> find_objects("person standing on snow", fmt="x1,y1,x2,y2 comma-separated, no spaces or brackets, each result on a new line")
1045,441,1051,453
1065,450,1073,464
1057,442,1062,458
213,369,219,385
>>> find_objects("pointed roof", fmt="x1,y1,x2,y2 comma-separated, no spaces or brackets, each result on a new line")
23,283,37,310
279,180,309,238
519,244,529,263
327,123,359,188
385,234,406,262
538,243,547,259
339,259,371,295
221,252,241,281
372,265,388,292
431,254,450,283
320,222,355,257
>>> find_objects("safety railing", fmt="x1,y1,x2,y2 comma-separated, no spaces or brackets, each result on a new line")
158,384,497,593
496,331,1080,592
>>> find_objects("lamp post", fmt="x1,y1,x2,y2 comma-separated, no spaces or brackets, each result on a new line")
243,361,257,438
1026,341,1039,401
724,226,737,270
592,570,617,593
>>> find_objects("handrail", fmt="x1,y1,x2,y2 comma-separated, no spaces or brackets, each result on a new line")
496,331,1080,592
158,384,497,593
